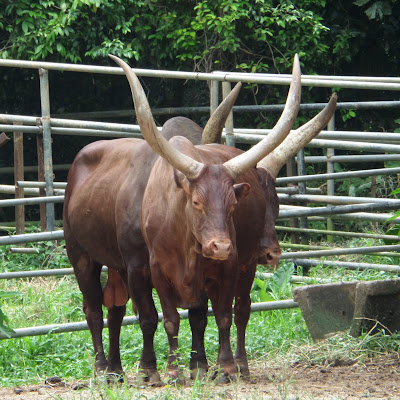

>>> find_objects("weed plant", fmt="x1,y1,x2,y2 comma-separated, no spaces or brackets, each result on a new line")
0,238,399,390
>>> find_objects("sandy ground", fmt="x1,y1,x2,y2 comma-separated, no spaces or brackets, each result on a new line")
1,353,400,399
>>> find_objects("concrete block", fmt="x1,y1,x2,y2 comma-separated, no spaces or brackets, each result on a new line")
293,281,357,341
349,278,400,337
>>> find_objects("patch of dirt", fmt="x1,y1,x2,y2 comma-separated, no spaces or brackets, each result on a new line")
1,353,400,399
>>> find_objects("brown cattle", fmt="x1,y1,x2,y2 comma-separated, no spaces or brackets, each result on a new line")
63,54,336,384
63,77,242,381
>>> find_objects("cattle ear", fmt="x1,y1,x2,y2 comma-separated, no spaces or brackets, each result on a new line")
233,183,250,201
174,169,191,194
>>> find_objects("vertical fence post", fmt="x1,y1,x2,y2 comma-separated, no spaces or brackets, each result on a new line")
13,123,25,234
326,115,335,243
210,77,219,117
39,68,55,232
222,81,235,147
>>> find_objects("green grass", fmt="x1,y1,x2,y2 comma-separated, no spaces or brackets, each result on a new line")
0,236,399,391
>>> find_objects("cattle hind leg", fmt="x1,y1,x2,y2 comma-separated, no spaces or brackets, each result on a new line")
70,254,109,375
106,304,126,379
127,264,162,386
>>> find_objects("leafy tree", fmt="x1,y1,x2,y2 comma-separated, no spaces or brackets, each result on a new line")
1,0,329,73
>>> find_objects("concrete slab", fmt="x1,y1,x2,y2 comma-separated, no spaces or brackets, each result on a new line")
293,278,400,341
293,281,357,341
350,278,400,337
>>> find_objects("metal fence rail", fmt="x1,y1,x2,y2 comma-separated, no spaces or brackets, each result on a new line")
0,300,298,340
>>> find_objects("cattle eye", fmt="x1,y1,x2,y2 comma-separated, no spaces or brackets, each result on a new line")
192,199,202,209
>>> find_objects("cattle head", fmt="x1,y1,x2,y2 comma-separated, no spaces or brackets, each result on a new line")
173,162,250,260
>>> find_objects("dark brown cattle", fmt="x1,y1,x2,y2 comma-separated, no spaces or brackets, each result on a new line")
63,53,336,384
63,78,242,381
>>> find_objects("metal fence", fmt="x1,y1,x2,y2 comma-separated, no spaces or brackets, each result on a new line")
1,58,400,339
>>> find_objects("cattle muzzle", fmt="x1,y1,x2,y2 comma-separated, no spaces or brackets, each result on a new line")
202,238,233,261
258,246,282,268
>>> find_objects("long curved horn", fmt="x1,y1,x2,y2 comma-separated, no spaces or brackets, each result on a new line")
202,82,242,144
258,93,338,178
109,55,204,180
223,54,302,180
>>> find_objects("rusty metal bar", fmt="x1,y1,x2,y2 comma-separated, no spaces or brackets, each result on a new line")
13,123,25,234
36,133,47,231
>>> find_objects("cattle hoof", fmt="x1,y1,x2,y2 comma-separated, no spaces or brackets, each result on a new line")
238,366,250,379
94,361,109,376
218,371,240,384
190,367,208,381
235,363,250,378
140,370,164,387
215,372,230,384
166,372,186,386
210,366,240,384
106,372,125,384
149,374,165,387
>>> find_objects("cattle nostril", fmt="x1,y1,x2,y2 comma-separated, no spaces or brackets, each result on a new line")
209,240,232,257
258,246,282,267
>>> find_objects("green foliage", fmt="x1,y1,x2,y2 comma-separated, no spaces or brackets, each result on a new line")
354,0,394,20
0,0,140,62
165,0,329,72
340,109,357,122
386,187,400,222
0,0,329,73
0,240,70,273
394,118,400,133
253,262,295,302
0,290,20,337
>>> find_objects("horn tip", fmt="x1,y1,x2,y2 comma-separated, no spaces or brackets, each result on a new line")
292,54,301,77
233,81,242,92
109,54,125,69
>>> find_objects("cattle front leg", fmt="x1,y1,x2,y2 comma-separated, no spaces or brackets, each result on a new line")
127,264,161,386
163,307,184,383
189,293,209,380
208,287,237,381
233,263,257,377
151,266,185,384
